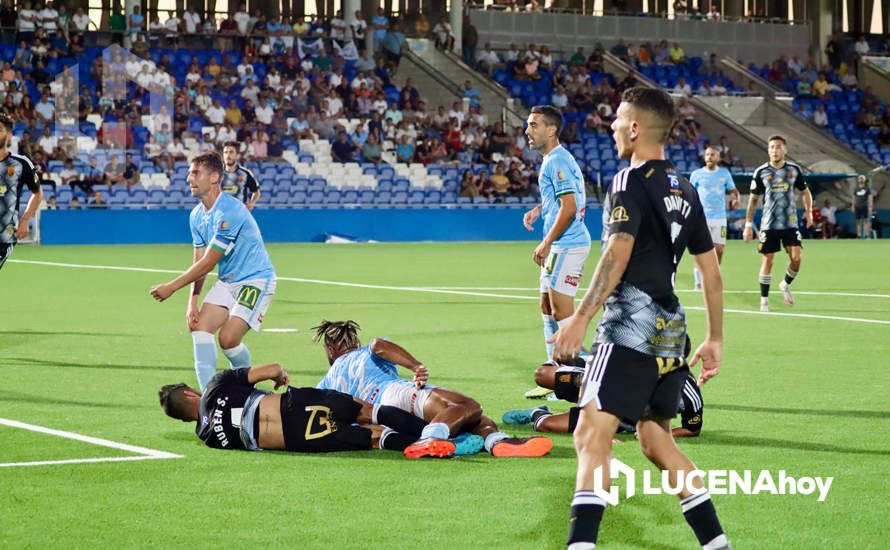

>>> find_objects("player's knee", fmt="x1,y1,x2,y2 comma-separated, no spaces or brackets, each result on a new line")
217,332,242,350
534,365,554,388
458,397,483,423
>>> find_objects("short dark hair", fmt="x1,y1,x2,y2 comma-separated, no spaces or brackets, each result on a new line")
0,113,13,131
158,383,196,421
191,151,224,181
530,105,564,133
222,141,239,151
768,134,786,145
620,87,676,142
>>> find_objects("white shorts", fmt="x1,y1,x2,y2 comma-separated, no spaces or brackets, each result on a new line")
707,220,727,245
539,246,590,297
203,278,276,331
380,381,434,418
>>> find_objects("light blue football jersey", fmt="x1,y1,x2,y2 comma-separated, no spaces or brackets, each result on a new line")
689,166,736,221
189,192,275,283
316,345,403,404
539,145,591,249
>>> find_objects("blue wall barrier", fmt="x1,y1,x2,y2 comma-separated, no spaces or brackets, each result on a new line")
40,207,607,245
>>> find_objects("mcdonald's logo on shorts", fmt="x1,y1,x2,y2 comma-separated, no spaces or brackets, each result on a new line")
237,285,261,309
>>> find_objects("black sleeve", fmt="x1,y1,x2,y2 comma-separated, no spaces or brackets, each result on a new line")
749,167,764,196
687,197,714,255
680,374,703,432
204,368,252,395
605,170,643,238
21,159,40,193
793,165,808,191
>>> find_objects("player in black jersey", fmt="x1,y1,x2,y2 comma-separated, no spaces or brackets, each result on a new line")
551,88,729,550
221,142,260,210
159,363,456,459
743,135,813,311
0,113,42,270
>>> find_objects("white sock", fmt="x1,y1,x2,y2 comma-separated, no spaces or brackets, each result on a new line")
191,331,217,390
221,342,251,369
703,534,730,549
420,422,449,440
567,543,596,550
484,431,509,453
693,268,702,286
542,314,558,360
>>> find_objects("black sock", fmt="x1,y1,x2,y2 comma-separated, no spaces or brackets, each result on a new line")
681,492,724,546
567,407,581,432
758,274,771,298
378,428,415,452
567,491,605,547
374,405,427,438
784,267,797,285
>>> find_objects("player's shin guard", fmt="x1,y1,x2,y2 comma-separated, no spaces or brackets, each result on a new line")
681,492,727,549
221,343,251,369
191,331,218,390
784,267,798,285
758,274,771,298
373,404,427,437
567,491,606,548
379,427,414,452
543,314,558,359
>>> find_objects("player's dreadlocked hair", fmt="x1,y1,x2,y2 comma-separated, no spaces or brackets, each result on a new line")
159,383,196,421
312,320,362,351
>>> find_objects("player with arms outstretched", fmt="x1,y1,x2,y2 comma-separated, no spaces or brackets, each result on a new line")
743,135,813,312
552,88,730,549
0,113,42,270
522,105,591,398
150,152,276,390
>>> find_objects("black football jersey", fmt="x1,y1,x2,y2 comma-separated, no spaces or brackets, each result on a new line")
0,153,39,244
221,164,259,204
196,369,256,450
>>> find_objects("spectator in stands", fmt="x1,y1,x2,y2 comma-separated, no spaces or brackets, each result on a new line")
477,170,493,197
475,43,500,78
459,169,479,198
34,92,54,127
560,120,580,144
167,136,188,160
461,80,481,109
89,191,108,209
396,135,416,164
824,32,845,70
705,4,721,20
331,130,357,162
103,155,126,187
429,137,449,163
669,42,685,64
204,98,226,125
854,35,869,58
673,76,692,97
507,161,530,196
362,133,383,164
717,136,733,167
129,4,145,38
463,17,479,67
711,78,727,96
69,196,81,210
122,153,140,188
372,7,389,52
17,2,37,43
432,16,454,52
841,68,858,89
490,161,510,201
251,131,269,159
352,10,368,51
813,104,829,128
877,124,890,148
163,10,181,46
60,159,84,194
382,23,407,70
610,38,630,64
819,199,839,239
796,77,812,97
812,73,829,98
37,126,58,158
266,133,284,162
539,45,553,71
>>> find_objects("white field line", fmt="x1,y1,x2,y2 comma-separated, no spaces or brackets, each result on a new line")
420,286,890,299
0,417,183,468
263,328,299,333
8,259,890,326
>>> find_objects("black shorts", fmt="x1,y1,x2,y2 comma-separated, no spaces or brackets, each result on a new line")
757,228,802,254
855,207,869,221
0,243,13,270
279,387,372,453
578,343,688,424
554,365,584,403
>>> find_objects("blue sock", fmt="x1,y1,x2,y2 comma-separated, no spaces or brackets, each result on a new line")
693,268,702,287
191,331,218,390
484,431,510,453
420,422,450,440
543,314,559,359
221,343,251,369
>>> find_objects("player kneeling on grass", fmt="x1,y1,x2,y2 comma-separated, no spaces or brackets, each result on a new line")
503,358,704,438
313,320,553,458
159,363,456,459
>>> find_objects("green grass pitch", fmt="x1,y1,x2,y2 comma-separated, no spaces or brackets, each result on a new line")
1,240,888,549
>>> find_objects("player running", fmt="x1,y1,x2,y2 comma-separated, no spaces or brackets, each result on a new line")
159,363,456,458
689,146,740,289
150,152,276,390
0,113,42,270
313,320,553,458
221,141,261,210
743,135,813,312
521,105,591,398
552,87,730,549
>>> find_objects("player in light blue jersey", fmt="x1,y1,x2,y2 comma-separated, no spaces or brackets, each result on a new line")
522,105,591,398
150,152,276,390
689,146,740,289
313,320,553,458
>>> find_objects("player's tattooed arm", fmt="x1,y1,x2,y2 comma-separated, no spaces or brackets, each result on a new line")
576,232,635,321
744,192,758,224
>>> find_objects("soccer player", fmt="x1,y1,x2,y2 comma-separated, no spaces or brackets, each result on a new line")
150,152,276,391
159,363,456,458
743,135,813,312
522,105,591,397
852,175,874,239
503,365,704,438
689,146,740,289
551,87,729,549
0,113,42,270
221,141,260,210
313,320,553,458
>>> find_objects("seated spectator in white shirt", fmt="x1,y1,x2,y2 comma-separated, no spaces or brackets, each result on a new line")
673,76,692,97
812,104,829,128
204,99,226,125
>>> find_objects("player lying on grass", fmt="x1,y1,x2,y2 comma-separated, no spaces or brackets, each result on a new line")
159,363,457,459
503,359,704,438
313,320,553,458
